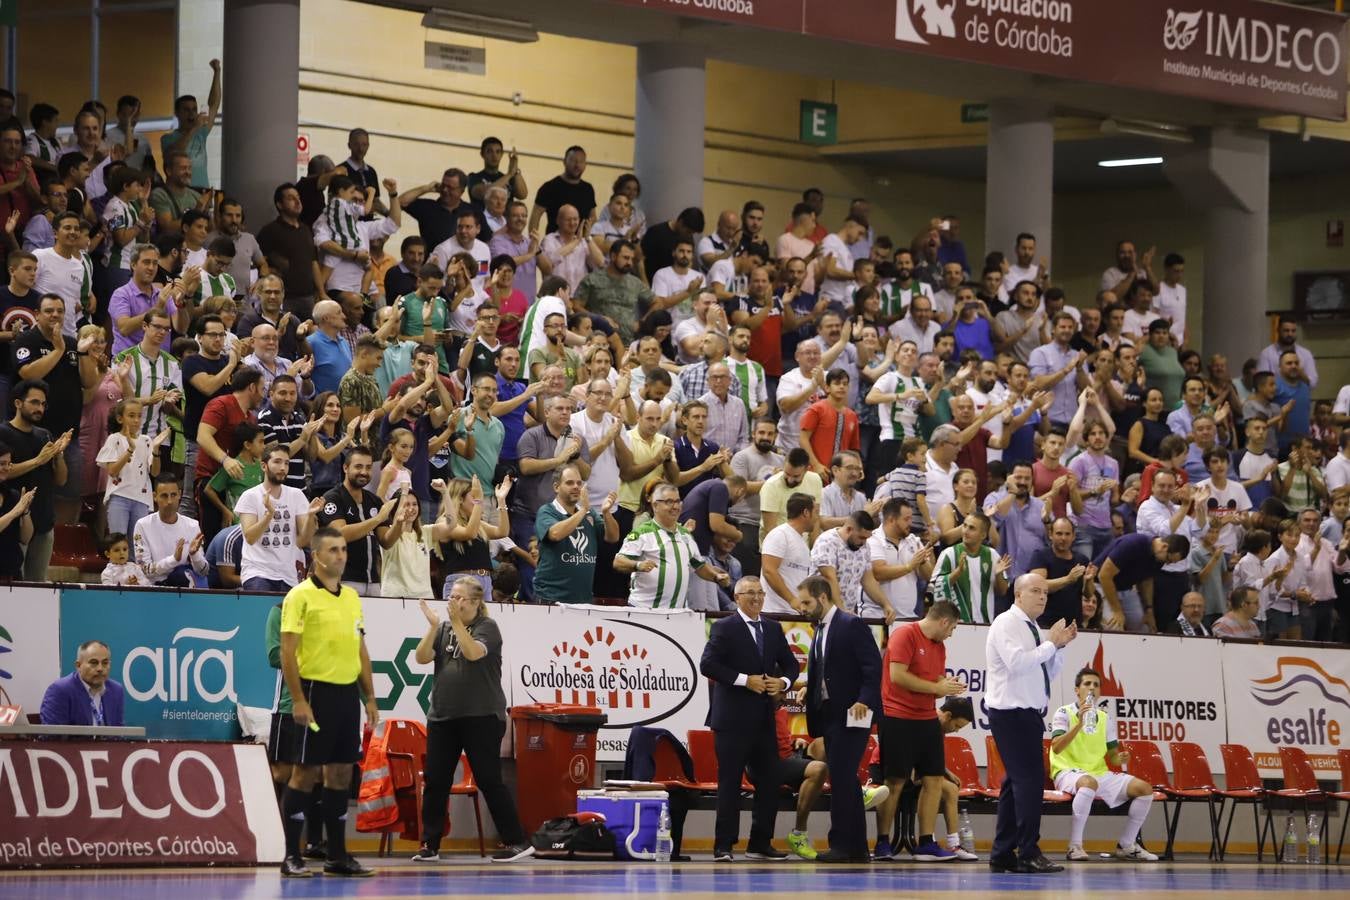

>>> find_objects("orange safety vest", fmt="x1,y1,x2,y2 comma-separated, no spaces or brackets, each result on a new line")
356,719,424,831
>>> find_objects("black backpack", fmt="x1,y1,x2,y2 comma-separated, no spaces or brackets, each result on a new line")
530,812,617,860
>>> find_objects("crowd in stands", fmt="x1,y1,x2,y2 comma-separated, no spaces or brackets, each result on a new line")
1,69,1347,645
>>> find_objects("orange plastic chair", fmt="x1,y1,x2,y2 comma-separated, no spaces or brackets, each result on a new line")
449,754,487,858
984,736,1006,793
1119,741,1176,859
945,735,997,800
1218,743,1272,861
1039,739,1071,804
1168,742,1221,860
1333,749,1350,863
1275,747,1327,862
687,729,753,791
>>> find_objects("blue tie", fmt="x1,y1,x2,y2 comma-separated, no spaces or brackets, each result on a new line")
1025,619,1051,700
750,619,764,657
91,697,105,727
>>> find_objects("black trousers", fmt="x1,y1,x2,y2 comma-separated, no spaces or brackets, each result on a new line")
733,522,761,577
712,720,780,850
420,714,525,848
1153,571,1188,627
820,707,870,858
988,706,1046,862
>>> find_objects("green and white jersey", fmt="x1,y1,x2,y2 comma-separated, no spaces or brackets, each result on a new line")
729,358,767,419
619,520,705,609
873,370,926,441
877,280,933,319
102,196,139,270
25,132,63,164
116,345,182,436
198,270,238,303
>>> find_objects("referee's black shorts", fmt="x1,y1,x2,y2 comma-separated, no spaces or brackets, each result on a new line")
880,715,945,780
294,679,362,765
268,711,303,764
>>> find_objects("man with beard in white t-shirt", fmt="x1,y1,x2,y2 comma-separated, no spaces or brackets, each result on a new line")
237,444,323,592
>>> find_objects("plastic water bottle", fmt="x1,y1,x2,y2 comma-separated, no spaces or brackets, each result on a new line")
959,808,975,854
654,802,673,863
1306,813,1321,864
1082,691,1098,734
1283,815,1299,863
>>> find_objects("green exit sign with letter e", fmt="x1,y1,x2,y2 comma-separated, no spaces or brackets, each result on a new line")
800,101,837,146
961,103,989,124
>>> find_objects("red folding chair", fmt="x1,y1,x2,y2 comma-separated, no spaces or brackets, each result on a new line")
1274,746,1328,862
1167,742,1222,860
945,735,997,800
449,755,487,858
1218,743,1271,861
687,729,753,791
1039,739,1071,805
1334,749,1350,864
1120,741,1175,859
985,736,1006,794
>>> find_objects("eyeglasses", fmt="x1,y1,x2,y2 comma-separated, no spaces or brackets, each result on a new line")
653,498,681,506
735,590,765,598
203,330,226,338
479,315,499,322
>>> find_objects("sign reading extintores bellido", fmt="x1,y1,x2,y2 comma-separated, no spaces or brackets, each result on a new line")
604,0,1348,120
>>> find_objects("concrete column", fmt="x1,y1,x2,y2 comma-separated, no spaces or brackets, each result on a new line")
221,0,300,227
633,43,705,224
984,99,1054,270
1165,127,1269,364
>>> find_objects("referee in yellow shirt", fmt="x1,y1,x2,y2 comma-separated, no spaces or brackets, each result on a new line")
279,526,380,878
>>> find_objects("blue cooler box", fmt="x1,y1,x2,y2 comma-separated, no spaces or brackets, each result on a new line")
576,789,668,860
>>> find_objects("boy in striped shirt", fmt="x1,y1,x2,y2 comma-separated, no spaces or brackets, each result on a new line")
615,480,731,608
24,103,62,176
314,175,402,301
101,167,152,283
195,237,238,307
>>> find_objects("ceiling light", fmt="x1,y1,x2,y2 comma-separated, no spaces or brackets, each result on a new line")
421,8,538,42
1098,157,1165,168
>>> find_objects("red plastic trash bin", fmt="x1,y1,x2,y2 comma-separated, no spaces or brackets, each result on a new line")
510,704,608,835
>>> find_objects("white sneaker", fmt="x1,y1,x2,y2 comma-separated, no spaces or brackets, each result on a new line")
1065,844,1090,861
950,846,979,861
1114,842,1159,862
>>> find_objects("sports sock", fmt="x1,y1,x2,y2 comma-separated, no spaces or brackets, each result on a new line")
323,787,350,862
281,786,309,857
1070,788,1096,847
1120,794,1153,847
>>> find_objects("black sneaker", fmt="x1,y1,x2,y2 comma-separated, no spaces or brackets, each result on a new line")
280,856,312,878
492,843,536,863
323,855,375,877
411,843,441,862
713,847,734,862
301,841,326,861
745,845,789,860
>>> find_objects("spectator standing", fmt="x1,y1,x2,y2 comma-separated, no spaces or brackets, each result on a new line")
194,368,264,536
317,446,400,597
160,59,221,187
574,240,652,346
1257,316,1318,390
238,445,322,591
149,152,204,237
257,184,323,319
530,146,596,234
533,464,618,605
306,299,353,395
109,245,186,355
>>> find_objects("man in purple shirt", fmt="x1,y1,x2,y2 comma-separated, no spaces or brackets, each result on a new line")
108,243,187,354
488,200,538,304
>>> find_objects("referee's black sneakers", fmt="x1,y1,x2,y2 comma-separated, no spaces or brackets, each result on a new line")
280,856,312,878
324,856,376,877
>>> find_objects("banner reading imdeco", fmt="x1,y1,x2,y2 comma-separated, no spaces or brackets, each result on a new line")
0,742,282,868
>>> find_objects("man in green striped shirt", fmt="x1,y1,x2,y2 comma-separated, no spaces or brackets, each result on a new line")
116,309,184,442
615,481,731,609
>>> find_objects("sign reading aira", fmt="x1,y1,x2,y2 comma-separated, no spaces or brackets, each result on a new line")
603,0,1348,119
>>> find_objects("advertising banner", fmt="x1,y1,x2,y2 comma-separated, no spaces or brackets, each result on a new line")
0,587,62,715
941,626,1226,771
1221,642,1350,775
606,0,1348,119
0,742,283,868
57,589,280,741
502,604,711,762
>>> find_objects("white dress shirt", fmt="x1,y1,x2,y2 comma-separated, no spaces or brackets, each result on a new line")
984,604,1064,711
1136,497,1194,574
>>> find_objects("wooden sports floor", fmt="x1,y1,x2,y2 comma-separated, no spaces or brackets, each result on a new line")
1,857,1345,899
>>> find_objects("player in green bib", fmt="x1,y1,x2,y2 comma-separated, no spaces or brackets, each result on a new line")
1049,668,1158,862
614,481,731,608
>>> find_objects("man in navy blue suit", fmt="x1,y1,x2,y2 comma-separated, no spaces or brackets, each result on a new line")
40,639,126,726
700,575,800,862
800,574,881,863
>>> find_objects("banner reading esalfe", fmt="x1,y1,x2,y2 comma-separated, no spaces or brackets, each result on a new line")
606,0,1348,119
1222,642,1350,775
0,742,283,868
